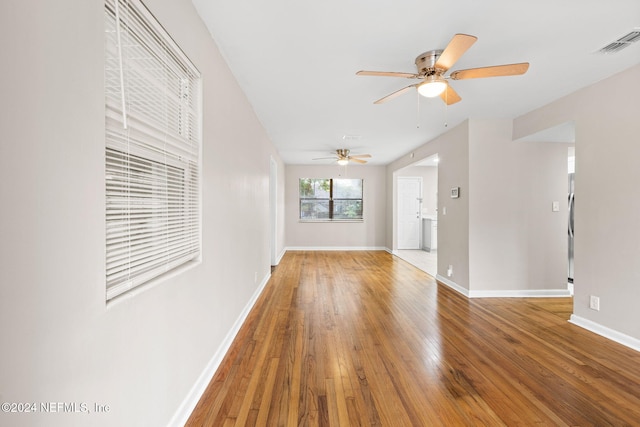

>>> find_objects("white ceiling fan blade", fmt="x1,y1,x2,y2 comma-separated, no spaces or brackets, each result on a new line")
450,63,530,80
349,157,367,164
374,84,417,104
356,70,419,79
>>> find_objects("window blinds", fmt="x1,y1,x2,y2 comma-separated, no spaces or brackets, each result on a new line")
105,0,201,300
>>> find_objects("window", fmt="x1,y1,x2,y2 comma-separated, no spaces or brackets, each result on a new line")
299,179,363,221
104,0,201,300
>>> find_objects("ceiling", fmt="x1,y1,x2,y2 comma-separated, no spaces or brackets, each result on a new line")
191,0,640,165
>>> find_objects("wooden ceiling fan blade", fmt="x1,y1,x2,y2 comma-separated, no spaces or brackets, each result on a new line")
374,84,417,104
350,154,372,158
349,157,367,164
434,34,477,71
439,85,462,105
312,156,339,160
450,62,529,80
356,70,419,79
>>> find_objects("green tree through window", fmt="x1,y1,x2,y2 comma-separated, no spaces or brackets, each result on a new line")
299,179,363,220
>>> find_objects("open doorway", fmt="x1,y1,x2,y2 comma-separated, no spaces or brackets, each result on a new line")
394,154,439,277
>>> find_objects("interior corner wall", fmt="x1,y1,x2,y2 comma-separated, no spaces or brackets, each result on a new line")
436,122,471,291
515,64,640,341
468,119,569,293
0,1,283,426
284,164,386,249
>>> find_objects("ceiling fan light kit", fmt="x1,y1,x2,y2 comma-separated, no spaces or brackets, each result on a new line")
356,33,529,105
417,76,448,98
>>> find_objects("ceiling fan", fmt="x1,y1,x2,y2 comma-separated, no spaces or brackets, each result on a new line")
356,33,529,105
313,149,371,165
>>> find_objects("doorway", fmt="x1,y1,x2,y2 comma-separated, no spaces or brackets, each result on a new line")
394,154,439,277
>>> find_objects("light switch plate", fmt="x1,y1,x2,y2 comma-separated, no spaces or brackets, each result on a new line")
552,201,560,212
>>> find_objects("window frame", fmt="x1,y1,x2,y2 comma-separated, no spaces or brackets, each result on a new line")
299,178,364,222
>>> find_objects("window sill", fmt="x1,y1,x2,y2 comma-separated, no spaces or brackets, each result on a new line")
299,219,364,223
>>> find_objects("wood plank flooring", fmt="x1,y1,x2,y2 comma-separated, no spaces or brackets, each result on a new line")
186,251,640,426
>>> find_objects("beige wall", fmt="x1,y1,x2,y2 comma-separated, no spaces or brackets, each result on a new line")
435,122,472,291
514,64,640,343
0,1,285,426
285,165,386,249
468,119,569,293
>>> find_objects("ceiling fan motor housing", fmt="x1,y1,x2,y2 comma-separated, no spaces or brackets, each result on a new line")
415,49,444,76
336,148,350,158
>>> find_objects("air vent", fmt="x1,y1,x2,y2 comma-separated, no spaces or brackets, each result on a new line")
597,28,640,54
342,135,362,141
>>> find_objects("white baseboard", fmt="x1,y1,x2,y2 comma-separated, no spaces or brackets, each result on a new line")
167,272,271,427
469,288,572,298
435,275,572,299
569,315,640,353
435,275,470,297
285,246,388,251
275,248,287,265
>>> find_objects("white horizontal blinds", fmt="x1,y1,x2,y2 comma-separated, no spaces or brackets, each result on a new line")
105,0,201,300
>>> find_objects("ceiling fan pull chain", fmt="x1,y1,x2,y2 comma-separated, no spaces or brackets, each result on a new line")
444,90,448,128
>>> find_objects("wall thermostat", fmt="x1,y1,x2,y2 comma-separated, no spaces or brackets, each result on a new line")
450,187,460,198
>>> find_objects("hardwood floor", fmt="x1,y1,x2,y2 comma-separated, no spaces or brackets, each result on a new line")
186,251,640,426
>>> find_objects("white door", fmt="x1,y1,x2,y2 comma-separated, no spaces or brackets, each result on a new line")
397,177,422,249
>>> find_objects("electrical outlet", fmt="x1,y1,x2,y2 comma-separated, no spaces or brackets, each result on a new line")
254,272,258,283
589,295,600,311
447,265,453,277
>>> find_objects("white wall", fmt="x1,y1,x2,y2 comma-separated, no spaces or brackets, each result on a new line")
0,1,284,426
285,165,386,249
514,64,640,344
